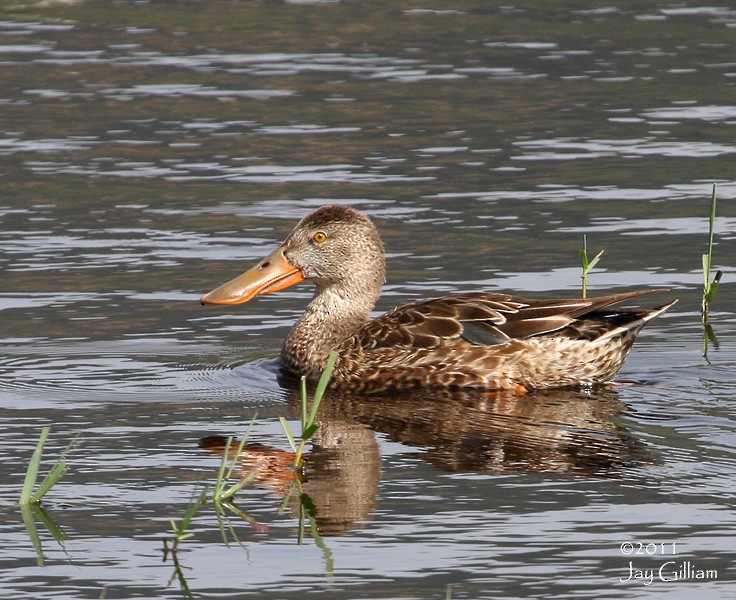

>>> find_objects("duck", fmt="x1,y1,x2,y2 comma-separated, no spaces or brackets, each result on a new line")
201,204,676,394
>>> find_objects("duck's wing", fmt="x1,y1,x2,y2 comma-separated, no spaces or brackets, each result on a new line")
357,289,669,350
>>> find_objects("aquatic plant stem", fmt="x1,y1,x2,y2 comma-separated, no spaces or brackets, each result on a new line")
213,416,258,503
279,351,337,470
168,486,208,552
20,427,50,506
20,426,76,506
579,235,604,299
701,184,722,325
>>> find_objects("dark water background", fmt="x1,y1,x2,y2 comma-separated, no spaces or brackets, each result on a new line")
1,1,734,598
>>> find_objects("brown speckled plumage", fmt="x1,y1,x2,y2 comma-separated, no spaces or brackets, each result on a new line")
202,205,676,393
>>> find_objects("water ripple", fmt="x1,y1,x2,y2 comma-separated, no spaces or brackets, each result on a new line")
513,137,736,160
25,159,435,183
0,136,97,154
96,83,296,101
433,181,736,204
557,216,736,237
0,229,221,271
642,104,736,122
0,338,282,408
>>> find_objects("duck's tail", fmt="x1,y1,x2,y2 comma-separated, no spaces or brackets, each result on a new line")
595,298,678,343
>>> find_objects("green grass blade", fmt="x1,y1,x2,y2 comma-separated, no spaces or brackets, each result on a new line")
223,417,256,483
579,250,588,271
169,518,181,535
579,248,588,269
579,236,605,299
301,423,319,441
587,250,604,271
171,485,207,538
580,235,589,266
20,426,51,506
214,436,233,497
702,184,721,322
306,351,337,427
293,439,308,469
220,483,243,502
707,184,717,254
181,487,208,530
224,439,246,483
313,352,337,403
704,185,717,291
31,430,81,504
219,456,266,502
279,417,298,452
214,430,253,503
702,253,711,291
706,272,722,303
32,460,68,504
300,376,308,429
220,467,261,502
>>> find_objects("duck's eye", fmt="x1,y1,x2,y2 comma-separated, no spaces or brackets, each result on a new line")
313,231,327,244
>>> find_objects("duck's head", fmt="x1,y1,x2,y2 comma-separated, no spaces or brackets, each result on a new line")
201,205,386,306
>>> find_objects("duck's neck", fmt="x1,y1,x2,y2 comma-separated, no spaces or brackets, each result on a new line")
282,282,378,380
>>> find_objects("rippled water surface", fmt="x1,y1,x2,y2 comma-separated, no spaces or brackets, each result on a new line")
1,1,735,598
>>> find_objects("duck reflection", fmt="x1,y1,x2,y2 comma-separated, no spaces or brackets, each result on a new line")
200,385,651,536
326,386,650,476
200,414,380,537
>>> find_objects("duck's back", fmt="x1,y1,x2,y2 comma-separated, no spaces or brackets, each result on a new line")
331,290,675,393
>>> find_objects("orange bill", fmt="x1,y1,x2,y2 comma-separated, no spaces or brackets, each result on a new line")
200,245,304,305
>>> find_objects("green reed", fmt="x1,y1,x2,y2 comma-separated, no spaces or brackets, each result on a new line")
165,417,258,557
20,426,76,506
280,351,337,470
167,485,208,551
701,184,722,325
165,486,204,600
212,425,258,504
579,235,604,299
20,426,78,566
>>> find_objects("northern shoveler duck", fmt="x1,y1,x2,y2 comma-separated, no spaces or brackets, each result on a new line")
201,205,676,393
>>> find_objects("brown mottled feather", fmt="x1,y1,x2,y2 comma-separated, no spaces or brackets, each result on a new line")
332,289,675,392
357,289,663,349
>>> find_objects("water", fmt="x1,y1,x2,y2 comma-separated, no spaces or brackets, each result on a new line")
1,1,734,598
